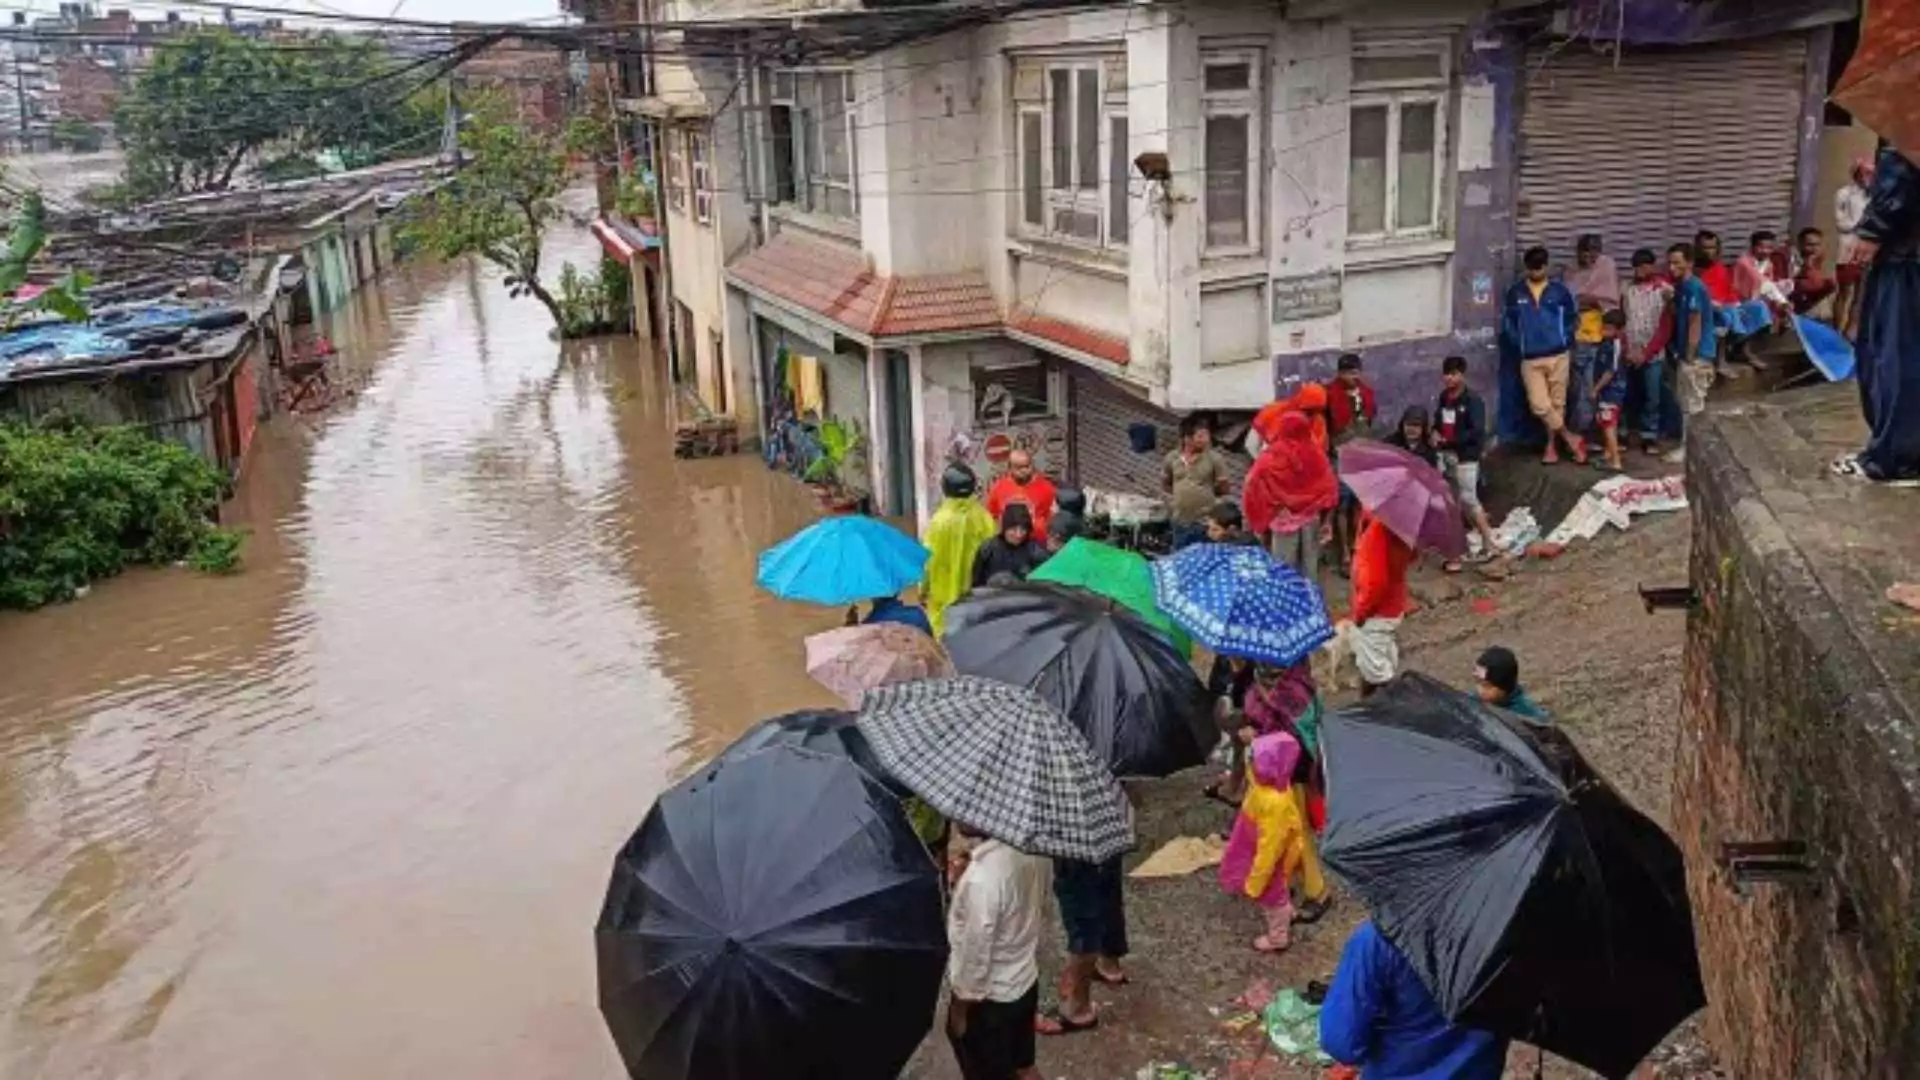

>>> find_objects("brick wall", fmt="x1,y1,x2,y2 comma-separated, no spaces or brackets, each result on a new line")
54,55,121,124
1678,405,1920,1079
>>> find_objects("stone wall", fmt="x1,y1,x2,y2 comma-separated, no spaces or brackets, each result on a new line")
1677,391,1920,1079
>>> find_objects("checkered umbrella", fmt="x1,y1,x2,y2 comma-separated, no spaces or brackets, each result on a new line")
855,676,1134,863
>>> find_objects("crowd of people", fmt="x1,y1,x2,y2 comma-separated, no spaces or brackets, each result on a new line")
924,148,1920,1075
906,438,1545,1078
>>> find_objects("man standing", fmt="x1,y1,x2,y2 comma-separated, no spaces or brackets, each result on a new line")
1667,243,1719,433
1324,354,1377,573
1432,356,1499,571
985,450,1058,542
1163,415,1229,549
1839,144,1920,485
946,826,1051,1080
1500,246,1585,465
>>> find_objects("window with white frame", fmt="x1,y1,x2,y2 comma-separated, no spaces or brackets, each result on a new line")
1014,55,1128,249
1346,35,1451,244
763,68,859,220
664,125,686,213
1202,49,1262,252
689,129,713,225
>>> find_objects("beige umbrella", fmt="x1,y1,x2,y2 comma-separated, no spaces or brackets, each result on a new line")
804,623,953,708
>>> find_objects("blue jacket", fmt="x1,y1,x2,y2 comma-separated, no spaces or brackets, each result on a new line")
1321,921,1509,1079
1500,278,1578,362
864,597,932,636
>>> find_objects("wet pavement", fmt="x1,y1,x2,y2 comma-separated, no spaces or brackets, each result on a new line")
0,221,845,1078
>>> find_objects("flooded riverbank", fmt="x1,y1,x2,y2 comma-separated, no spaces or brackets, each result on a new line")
0,224,842,1078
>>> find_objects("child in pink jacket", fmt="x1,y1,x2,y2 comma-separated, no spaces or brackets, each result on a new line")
1218,732,1313,952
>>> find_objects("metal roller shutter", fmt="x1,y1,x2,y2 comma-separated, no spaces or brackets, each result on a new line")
1519,34,1807,261
1069,371,1251,499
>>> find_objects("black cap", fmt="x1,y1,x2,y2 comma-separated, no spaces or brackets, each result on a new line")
1337,353,1363,372
1475,646,1519,695
941,463,979,498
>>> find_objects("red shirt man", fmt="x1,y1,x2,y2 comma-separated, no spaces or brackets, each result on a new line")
984,450,1057,539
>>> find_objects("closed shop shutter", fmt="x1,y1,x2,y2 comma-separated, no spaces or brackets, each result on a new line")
1070,371,1251,500
1519,34,1807,262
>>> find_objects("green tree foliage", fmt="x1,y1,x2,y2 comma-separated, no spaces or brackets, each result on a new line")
401,94,573,329
0,421,242,610
49,117,104,153
114,29,446,200
1,192,90,328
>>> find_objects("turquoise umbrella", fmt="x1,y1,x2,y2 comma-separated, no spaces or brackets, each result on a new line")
757,515,930,606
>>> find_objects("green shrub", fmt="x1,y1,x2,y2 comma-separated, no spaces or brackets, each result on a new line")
0,421,242,609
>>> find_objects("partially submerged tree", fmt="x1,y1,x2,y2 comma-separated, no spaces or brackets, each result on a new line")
402,95,572,328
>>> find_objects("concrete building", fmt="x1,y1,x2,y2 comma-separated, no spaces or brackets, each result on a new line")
629,0,1849,526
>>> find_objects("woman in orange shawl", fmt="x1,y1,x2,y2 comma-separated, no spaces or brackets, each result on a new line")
1251,383,1331,457
1243,411,1339,579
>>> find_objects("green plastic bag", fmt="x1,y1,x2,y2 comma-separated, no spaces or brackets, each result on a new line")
1263,989,1333,1065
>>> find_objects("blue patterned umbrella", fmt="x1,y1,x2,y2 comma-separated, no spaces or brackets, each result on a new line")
1150,542,1333,666
756,515,930,606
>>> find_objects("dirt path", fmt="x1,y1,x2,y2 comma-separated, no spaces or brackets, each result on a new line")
907,502,1698,1080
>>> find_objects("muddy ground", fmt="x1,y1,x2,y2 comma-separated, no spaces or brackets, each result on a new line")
906,456,1712,1080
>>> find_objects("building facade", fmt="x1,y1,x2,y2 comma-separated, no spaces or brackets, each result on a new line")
624,0,1848,526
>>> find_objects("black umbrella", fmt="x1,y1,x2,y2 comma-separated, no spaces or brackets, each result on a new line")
1317,673,1705,1080
717,708,908,796
596,744,947,1080
943,581,1211,777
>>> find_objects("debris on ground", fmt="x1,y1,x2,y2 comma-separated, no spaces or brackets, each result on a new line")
1262,989,1331,1065
1888,582,1920,614
1133,834,1229,878
1137,1063,1215,1080
1544,475,1687,549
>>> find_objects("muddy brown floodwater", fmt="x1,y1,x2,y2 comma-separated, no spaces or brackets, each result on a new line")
0,218,848,1079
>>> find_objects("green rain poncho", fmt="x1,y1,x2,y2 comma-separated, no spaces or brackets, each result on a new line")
922,495,996,637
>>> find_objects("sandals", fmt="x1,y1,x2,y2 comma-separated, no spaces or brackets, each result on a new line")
1035,1009,1100,1036
1293,894,1335,925
1093,965,1130,986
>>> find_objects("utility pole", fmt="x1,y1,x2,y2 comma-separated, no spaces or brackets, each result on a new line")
15,62,28,153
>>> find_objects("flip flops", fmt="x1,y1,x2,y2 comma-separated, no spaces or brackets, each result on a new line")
1035,1009,1100,1036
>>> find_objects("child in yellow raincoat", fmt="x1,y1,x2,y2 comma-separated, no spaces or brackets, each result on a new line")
1218,731,1314,952
922,465,996,637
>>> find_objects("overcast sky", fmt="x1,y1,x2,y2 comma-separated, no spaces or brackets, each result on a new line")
14,0,566,28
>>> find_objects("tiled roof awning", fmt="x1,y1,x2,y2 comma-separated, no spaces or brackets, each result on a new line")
728,233,999,340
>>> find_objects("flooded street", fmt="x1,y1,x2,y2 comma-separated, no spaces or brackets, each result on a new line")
0,222,843,1078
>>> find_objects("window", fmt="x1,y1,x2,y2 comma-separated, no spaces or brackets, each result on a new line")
664,126,686,212
1014,56,1128,249
764,68,859,220
1202,50,1262,252
972,359,1058,425
1347,37,1450,243
689,129,713,225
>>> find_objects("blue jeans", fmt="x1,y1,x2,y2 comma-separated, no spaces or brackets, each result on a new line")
1053,857,1128,957
1568,342,1598,433
1636,359,1666,440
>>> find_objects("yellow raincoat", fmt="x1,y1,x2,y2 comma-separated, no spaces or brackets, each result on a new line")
923,495,996,637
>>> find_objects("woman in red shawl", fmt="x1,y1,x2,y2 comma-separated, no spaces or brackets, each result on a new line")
1251,383,1331,457
1243,411,1339,582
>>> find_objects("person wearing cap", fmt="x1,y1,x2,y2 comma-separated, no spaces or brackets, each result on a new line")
1474,646,1548,720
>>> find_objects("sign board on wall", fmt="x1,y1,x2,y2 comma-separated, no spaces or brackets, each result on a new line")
957,418,1068,483
1271,271,1342,322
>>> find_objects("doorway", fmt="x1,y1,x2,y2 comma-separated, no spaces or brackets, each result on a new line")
881,350,917,520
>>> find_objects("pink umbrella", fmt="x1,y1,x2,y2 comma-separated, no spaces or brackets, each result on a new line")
1336,440,1468,559
804,623,953,708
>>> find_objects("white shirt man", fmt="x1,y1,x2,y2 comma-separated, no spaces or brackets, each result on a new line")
945,836,1051,1080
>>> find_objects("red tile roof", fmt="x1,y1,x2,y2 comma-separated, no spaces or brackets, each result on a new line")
728,234,1123,364
1008,305,1130,366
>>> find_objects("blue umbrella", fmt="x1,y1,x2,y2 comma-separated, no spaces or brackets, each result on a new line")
757,515,930,606
1792,314,1856,381
1150,542,1333,667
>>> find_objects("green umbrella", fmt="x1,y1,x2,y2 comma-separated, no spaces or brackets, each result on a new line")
1029,538,1191,653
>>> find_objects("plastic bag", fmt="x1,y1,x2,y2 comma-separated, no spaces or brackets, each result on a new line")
1262,989,1332,1065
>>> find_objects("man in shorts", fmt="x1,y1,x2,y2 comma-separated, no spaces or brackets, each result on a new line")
1432,355,1500,572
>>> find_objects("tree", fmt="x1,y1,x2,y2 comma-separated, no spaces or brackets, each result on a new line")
1,192,90,328
49,117,104,153
402,95,572,328
114,29,448,200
